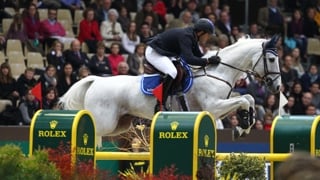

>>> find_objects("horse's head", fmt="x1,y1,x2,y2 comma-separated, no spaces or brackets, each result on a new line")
252,35,281,94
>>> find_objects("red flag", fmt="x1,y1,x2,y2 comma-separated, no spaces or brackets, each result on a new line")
31,82,42,108
152,83,163,111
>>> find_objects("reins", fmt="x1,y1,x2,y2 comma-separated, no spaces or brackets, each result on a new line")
192,43,280,98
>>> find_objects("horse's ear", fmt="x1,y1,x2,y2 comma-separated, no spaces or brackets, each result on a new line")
265,34,280,49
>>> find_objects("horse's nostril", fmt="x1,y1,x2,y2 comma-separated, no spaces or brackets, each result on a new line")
276,85,280,91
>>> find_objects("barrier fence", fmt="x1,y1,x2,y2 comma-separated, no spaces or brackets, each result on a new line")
29,110,320,180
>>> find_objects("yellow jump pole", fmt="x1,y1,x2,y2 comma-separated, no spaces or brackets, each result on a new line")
96,152,150,161
95,152,291,162
216,153,291,162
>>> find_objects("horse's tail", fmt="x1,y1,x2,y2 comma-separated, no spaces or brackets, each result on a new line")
59,76,97,110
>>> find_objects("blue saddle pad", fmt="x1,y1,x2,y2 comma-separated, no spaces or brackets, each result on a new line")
140,60,193,96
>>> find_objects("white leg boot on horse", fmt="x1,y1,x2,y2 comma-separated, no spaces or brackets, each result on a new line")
154,75,174,114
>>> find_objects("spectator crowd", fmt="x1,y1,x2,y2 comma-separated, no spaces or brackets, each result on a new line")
0,0,320,131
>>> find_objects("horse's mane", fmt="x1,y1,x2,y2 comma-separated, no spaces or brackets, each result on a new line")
204,36,266,58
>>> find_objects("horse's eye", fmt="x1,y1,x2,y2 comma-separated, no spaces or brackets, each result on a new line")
269,58,275,62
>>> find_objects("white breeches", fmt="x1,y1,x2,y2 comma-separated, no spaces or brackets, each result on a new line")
145,46,177,79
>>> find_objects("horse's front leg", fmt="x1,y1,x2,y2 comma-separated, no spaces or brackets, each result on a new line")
205,95,253,139
241,94,256,135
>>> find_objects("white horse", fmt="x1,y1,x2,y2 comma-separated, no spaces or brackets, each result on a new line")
60,35,281,145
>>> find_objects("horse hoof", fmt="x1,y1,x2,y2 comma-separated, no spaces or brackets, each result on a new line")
232,126,244,141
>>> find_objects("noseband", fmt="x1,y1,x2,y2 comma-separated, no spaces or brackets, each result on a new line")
251,44,281,87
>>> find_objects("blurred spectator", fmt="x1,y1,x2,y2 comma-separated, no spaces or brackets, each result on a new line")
135,0,159,31
78,66,91,79
111,0,137,13
38,64,57,96
257,0,285,35
22,3,44,55
42,86,59,109
127,43,146,75
166,10,193,29
215,10,232,44
227,114,239,129
108,42,125,75
138,22,153,43
279,95,295,115
100,8,124,52
289,81,303,114
233,78,248,95
95,0,112,25
77,8,102,53
230,25,243,44
16,67,37,97
64,39,90,73
117,61,130,75
46,40,66,74
200,4,213,19
56,62,77,97
254,119,264,130
0,62,19,107
122,22,141,54
39,7,66,48
247,78,267,120
144,14,159,35
18,88,40,125
281,54,299,91
303,7,320,38
181,0,199,24
248,23,263,39
153,0,167,30
286,9,307,58
89,41,112,76
207,12,217,25
290,48,305,77
60,0,82,18
305,104,317,115
117,6,131,33
167,0,184,18
210,0,221,20
300,64,320,92
263,112,274,130
310,82,320,110
216,34,229,49
6,13,29,52
263,94,279,118
275,152,320,180
292,91,313,115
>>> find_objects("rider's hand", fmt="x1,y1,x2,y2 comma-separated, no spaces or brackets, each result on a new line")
207,56,221,65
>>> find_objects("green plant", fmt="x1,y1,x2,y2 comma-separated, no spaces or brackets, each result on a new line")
218,153,266,180
0,144,60,180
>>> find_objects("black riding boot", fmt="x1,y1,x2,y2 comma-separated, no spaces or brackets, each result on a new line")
154,75,174,113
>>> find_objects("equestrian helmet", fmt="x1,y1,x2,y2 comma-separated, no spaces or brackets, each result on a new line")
194,18,215,34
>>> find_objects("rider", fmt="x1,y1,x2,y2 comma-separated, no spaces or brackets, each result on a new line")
145,18,221,113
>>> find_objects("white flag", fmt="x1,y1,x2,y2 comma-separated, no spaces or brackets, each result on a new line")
279,92,288,116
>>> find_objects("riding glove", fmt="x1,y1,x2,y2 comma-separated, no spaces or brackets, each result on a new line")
207,56,221,65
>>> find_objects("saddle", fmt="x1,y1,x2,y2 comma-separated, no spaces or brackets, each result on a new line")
143,58,189,93
141,58,193,111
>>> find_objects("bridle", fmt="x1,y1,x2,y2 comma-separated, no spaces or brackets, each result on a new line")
194,42,281,98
